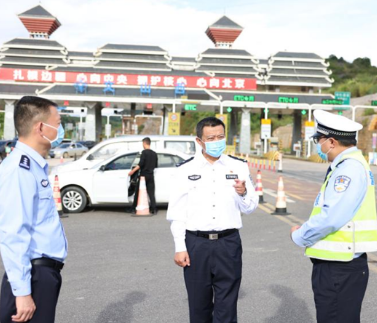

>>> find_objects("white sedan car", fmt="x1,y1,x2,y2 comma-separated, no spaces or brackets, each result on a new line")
49,149,189,213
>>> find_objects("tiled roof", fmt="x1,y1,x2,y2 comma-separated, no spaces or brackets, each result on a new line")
273,52,322,60
68,52,94,58
201,48,252,57
267,76,331,84
0,56,66,65
98,53,168,62
171,57,197,63
18,5,55,18
271,60,326,68
268,68,328,77
209,16,243,29
99,44,167,53
0,48,65,57
3,38,64,49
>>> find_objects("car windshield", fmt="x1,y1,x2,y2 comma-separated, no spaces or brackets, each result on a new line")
57,144,70,149
90,142,128,160
164,141,196,155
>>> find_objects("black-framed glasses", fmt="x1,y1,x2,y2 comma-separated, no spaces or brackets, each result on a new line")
313,136,325,144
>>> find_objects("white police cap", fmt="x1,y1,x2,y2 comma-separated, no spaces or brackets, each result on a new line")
312,110,362,140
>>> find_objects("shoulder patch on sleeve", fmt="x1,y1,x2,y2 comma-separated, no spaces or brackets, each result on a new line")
176,156,194,167
228,155,247,163
19,155,30,170
334,175,351,193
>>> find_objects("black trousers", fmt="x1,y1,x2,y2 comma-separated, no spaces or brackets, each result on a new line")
184,230,242,323
0,265,62,323
311,253,369,323
132,173,156,210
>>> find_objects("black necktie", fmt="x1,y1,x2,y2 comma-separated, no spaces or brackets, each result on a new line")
324,166,332,182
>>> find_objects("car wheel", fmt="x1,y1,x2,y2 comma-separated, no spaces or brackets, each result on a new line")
61,186,87,213
63,152,69,158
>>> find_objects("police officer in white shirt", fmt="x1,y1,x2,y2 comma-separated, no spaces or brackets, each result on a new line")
167,117,258,323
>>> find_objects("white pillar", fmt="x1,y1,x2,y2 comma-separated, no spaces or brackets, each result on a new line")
4,100,16,139
84,103,96,141
239,109,251,154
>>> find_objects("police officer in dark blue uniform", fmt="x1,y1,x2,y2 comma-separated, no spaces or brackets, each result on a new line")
0,96,68,323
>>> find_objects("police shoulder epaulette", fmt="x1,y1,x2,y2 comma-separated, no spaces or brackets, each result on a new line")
176,157,194,167
228,155,247,163
19,155,31,170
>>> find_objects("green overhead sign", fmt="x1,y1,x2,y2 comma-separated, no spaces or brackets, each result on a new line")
278,97,299,104
335,91,351,105
234,95,255,102
184,104,197,111
371,101,377,107
322,99,343,105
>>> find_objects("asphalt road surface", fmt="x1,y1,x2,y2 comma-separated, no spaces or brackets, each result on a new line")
1,158,377,322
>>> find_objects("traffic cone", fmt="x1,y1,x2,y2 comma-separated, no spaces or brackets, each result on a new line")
53,175,68,218
278,153,283,173
134,176,151,216
256,170,265,203
271,176,290,215
60,155,64,164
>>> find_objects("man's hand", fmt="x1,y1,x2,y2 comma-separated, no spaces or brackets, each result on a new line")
174,251,191,267
291,225,301,235
12,295,36,322
128,170,134,176
233,179,246,195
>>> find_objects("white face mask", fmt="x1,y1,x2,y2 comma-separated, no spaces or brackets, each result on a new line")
42,123,65,148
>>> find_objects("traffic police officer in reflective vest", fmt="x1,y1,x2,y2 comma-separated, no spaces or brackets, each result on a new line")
167,117,258,323
0,96,68,323
291,110,377,323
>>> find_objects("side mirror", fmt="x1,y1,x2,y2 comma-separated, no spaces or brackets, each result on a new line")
99,165,106,172
87,154,94,161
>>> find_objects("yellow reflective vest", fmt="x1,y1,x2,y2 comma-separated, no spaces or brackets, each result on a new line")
305,150,377,261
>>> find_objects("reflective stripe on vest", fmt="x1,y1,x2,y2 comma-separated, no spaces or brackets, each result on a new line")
305,150,377,261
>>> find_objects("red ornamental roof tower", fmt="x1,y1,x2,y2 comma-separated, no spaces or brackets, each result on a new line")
205,16,243,48
18,5,61,39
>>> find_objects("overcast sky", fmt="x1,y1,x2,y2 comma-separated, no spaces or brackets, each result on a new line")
1,0,376,65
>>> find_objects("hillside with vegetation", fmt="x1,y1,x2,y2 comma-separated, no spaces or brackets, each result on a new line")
325,55,377,97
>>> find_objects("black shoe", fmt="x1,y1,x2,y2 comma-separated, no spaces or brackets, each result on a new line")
150,209,158,215
126,207,136,214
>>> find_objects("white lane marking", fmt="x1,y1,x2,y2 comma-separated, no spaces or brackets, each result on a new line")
263,188,296,203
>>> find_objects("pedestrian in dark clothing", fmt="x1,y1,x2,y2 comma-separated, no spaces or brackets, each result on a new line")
128,137,158,214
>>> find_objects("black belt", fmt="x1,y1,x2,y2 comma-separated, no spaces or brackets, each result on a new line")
31,257,64,271
186,229,238,240
310,252,367,264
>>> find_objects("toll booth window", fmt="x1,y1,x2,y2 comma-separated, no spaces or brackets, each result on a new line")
106,153,137,171
91,142,127,159
157,154,184,168
164,141,195,155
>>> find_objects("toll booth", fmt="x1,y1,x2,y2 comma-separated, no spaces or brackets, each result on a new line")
269,137,279,152
293,142,302,157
